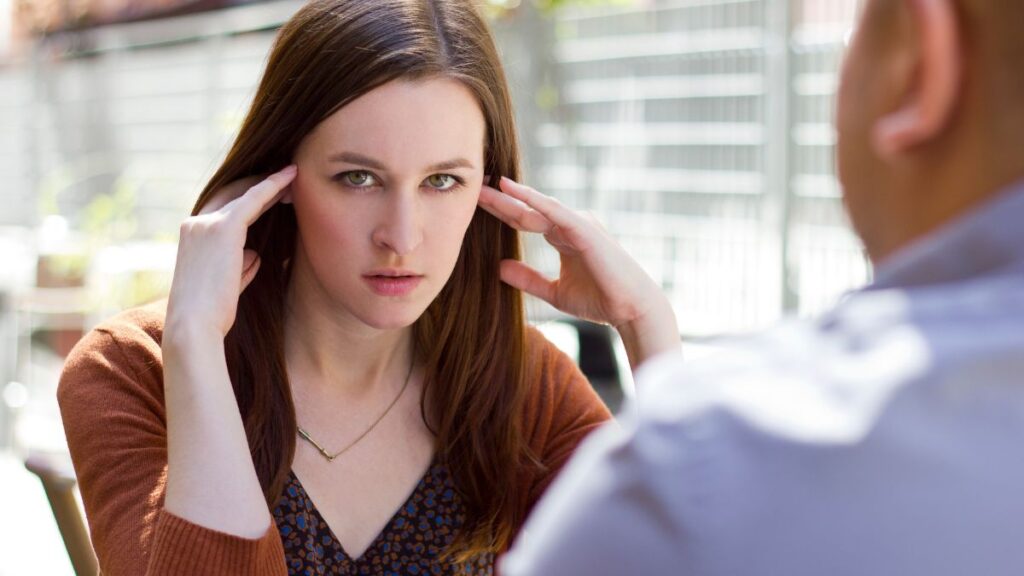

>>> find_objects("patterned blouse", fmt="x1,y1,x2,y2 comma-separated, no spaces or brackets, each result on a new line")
272,460,493,575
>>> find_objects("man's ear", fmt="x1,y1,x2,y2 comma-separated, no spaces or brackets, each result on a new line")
280,184,294,204
873,0,962,157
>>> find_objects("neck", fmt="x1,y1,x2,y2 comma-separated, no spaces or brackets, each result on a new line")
283,250,416,399
869,116,1024,265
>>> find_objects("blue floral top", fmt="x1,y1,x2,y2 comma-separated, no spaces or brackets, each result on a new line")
272,460,493,575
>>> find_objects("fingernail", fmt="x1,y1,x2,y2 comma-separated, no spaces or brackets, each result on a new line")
282,164,298,175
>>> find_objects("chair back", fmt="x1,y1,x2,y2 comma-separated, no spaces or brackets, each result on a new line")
24,453,99,576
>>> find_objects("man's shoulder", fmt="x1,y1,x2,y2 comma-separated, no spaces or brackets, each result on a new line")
632,279,1024,462
631,311,933,449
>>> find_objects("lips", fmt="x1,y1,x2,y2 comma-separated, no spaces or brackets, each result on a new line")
363,270,423,297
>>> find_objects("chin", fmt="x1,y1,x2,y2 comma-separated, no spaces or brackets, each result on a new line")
356,304,429,331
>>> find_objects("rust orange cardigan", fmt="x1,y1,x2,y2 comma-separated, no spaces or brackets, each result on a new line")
57,301,612,575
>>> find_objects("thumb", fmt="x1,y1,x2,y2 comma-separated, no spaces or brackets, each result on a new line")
499,259,556,304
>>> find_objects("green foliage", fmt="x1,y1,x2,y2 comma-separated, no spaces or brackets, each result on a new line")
534,0,631,10
81,176,138,244
482,0,632,17
535,83,560,110
41,252,90,283
124,268,172,308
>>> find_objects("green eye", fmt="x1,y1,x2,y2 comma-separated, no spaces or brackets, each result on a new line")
426,174,458,190
341,171,374,187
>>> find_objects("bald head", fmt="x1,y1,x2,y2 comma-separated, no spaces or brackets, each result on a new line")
954,0,1024,165
966,0,1024,102
836,0,1024,263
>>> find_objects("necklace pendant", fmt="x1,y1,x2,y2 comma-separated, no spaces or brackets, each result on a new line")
296,347,416,465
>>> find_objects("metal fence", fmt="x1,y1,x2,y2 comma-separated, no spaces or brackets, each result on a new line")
0,0,867,342
532,0,867,336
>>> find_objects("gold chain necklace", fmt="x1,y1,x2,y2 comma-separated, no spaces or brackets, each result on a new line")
297,349,415,463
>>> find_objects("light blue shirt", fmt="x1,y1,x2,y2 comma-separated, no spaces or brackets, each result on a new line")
502,181,1024,576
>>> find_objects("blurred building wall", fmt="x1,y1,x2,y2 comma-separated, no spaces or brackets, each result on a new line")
12,0,260,32
0,0,866,340
534,0,867,335
1,2,304,232
0,2,298,428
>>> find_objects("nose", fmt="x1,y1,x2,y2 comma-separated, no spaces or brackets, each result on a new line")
371,188,424,256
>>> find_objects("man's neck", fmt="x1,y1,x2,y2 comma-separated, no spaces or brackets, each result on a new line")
869,130,1024,266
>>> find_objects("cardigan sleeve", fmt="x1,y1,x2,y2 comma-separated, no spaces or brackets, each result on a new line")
521,327,614,516
56,305,287,576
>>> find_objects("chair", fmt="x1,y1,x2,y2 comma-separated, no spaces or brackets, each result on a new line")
539,318,629,412
24,452,99,576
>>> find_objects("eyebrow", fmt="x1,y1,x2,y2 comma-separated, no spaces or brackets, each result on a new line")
328,152,476,172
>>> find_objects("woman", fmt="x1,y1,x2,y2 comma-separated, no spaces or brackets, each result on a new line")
57,1,680,574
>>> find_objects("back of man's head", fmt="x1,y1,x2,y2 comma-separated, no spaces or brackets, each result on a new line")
966,0,1024,120
834,0,1024,264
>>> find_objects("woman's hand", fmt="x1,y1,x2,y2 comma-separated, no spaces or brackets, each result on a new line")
479,177,680,368
165,165,297,339
161,167,296,538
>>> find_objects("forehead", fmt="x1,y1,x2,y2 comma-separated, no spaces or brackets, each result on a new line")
303,77,487,167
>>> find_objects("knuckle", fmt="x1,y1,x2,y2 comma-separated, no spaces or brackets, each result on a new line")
179,219,198,235
207,214,233,232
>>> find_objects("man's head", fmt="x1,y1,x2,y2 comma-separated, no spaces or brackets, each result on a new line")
836,0,1024,263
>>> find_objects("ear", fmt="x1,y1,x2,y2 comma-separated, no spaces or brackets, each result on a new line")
873,0,962,157
280,183,294,204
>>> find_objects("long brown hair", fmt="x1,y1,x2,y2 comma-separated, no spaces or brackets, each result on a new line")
191,0,533,558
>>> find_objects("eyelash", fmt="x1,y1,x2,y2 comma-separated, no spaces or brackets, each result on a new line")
332,171,466,193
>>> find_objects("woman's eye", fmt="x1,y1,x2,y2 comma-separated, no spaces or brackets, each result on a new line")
425,174,459,191
338,171,376,187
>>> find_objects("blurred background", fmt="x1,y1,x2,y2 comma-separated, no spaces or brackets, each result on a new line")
0,0,864,573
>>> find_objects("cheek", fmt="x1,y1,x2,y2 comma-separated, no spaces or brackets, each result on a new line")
452,195,481,237
306,210,357,247
834,51,879,245
835,52,870,179
293,186,361,252
431,198,480,256
835,50,861,135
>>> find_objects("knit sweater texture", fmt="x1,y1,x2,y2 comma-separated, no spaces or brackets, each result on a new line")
57,301,612,575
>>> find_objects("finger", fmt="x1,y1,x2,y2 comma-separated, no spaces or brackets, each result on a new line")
221,165,297,225
499,259,556,304
498,177,581,230
479,186,553,233
201,175,264,215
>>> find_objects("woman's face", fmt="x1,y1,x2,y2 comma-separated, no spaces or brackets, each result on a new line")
289,77,486,330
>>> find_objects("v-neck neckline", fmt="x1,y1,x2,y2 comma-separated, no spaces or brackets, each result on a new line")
285,458,441,564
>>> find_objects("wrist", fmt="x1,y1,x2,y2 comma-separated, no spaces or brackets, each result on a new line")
163,314,225,353
615,300,680,369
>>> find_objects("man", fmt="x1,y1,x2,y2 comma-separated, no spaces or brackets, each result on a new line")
502,0,1024,574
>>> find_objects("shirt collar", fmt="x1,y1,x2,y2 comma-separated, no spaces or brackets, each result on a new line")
869,180,1024,290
